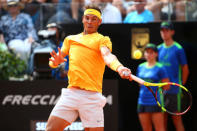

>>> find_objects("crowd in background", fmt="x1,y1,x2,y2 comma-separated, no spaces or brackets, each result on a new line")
1,0,195,27
0,0,196,80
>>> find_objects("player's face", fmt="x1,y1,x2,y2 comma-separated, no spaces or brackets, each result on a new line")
160,28,174,41
144,49,157,62
82,14,102,34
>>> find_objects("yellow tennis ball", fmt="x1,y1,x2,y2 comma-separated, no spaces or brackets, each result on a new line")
133,50,142,59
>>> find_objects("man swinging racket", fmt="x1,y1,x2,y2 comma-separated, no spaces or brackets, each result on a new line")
46,4,132,131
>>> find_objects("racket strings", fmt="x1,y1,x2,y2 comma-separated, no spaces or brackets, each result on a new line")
157,85,192,115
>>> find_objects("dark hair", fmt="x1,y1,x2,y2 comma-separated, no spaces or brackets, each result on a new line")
84,4,102,14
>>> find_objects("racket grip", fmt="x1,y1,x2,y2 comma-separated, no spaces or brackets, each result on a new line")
122,71,145,85
130,74,145,85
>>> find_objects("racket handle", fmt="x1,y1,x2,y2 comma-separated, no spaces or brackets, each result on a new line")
130,74,145,85
122,71,145,85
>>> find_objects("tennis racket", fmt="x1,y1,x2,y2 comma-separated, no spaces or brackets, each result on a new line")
124,72,192,115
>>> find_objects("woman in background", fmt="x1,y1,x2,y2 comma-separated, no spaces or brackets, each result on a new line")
136,43,169,131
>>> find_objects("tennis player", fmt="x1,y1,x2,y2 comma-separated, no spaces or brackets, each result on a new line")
158,21,189,131
46,4,132,131
136,44,169,131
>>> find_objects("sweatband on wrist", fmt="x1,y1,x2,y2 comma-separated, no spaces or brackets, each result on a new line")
110,59,122,72
49,61,58,68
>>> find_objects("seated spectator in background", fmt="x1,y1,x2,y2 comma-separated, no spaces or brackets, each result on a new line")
173,0,186,21
123,0,154,23
145,0,163,21
159,0,176,21
0,0,7,18
93,0,122,23
27,23,63,76
22,0,57,31
145,0,185,21
0,0,38,64
21,0,42,31
112,0,127,19
71,0,91,23
71,0,122,23
47,0,75,25
46,23,69,80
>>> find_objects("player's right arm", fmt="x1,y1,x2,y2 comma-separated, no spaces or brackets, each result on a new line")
100,46,132,81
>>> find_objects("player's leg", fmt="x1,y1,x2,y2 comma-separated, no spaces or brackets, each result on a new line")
46,116,70,131
46,88,79,131
172,115,185,131
152,112,165,131
172,93,185,131
164,113,168,131
138,113,152,131
78,90,106,131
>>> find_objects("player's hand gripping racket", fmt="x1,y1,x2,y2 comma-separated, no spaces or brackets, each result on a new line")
123,72,192,115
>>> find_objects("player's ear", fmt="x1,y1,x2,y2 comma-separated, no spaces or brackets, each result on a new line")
98,18,102,25
155,52,158,57
171,30,175,35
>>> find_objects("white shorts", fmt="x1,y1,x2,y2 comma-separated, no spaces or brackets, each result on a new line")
50,88,107,128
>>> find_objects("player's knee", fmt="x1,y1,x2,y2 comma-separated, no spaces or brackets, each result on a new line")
45,124,56,131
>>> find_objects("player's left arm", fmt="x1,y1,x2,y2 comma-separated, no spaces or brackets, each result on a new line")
181,64,189,85
100,46,132,81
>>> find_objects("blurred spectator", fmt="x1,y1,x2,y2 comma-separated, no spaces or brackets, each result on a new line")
145,0,163,21
93,0,122,23
145,0,186,21
21,0,41,28
160,0,176,21
175,0,187,21
71,0,89,22
46,23,68,80
47,0,75,25
71,0,122,23
0,0,7,18
112,0,127,19
0,0,38,64
186,0,197,21
22,0,56,31
123,0,154,23
27,23,62,76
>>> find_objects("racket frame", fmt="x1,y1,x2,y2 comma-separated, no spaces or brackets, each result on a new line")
130,74,192,115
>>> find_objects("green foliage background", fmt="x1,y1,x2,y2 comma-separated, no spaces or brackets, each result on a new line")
0,50,26,80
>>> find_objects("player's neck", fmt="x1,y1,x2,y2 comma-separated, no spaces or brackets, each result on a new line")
164,39,174,47
83,30,97,35
147,60,156,67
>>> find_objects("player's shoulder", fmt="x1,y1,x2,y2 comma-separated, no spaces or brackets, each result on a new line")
173,41,183,49
157,43,165,49
155,62,164,68
139,62,147,67
64,33,82,40
97,32,109,38
96,33,111,42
